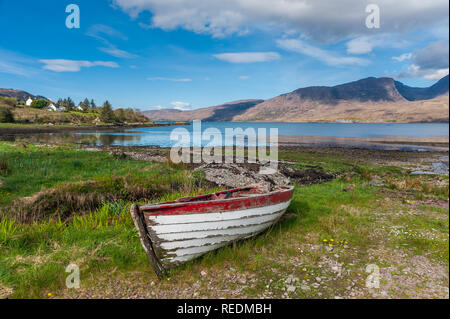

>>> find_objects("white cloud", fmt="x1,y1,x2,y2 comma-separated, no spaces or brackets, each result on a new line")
86,24,137,59
346,36,387,55
0,49,39,77
147,77,192,82
148,105,164,110
39,59,119,72
397,64,448,80
86,24,128,41
277,38,369,66
239,75,249,80
171,101,191,110
392,53,412,62
213,52,280,63
396,40,449,80
346,35,410,55
99,46,138,59
112,0,449,41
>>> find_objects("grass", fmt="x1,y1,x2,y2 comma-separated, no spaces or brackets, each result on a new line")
0,141,448,299
0,143,185,208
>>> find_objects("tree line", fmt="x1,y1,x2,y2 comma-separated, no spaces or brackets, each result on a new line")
0,96,148,124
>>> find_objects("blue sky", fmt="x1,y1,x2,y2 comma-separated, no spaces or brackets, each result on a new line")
0,0,448,110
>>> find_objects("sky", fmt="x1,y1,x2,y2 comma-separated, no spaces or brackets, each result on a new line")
0,0,448,111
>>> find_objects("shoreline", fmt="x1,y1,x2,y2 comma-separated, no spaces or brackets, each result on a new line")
279,134,449,151
0,122,188,135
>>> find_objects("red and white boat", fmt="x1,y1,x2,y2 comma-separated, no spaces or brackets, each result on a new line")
131,185,294,277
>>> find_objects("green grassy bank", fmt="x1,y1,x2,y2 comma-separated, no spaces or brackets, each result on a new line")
0,142,448,299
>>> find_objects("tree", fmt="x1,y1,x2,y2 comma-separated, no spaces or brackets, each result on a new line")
100,101,117,123
90,99,96,110
30,99,49,109
0,107,14,123
0,97,17,108
115,108,126,122
82,98,90,111
65,97,75,111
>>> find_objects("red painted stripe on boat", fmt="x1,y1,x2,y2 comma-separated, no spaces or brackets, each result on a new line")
142,188,294,216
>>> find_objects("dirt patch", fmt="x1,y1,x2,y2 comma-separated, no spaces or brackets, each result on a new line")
279,165,335,185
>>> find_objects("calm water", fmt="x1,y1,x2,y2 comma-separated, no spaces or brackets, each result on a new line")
1,122,448,149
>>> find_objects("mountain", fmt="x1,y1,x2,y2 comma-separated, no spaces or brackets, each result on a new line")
145,75,447,123
395,75,449,101
233,76,448,122
0,88,46,100
143,99,264,122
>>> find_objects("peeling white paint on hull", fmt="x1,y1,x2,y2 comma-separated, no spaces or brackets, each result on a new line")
131,186,295,277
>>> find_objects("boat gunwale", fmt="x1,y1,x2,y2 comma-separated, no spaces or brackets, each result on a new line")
139,185,294,211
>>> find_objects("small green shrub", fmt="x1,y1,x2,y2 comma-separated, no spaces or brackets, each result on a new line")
0,107,14,123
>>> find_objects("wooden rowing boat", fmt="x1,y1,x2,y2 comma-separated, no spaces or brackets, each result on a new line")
131,185,294,277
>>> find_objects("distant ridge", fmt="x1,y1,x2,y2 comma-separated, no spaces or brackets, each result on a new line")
144,75,449,123
395,75,449,101
143,99,264,122
0,88,46,100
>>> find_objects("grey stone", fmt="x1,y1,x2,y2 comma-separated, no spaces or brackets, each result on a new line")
369,179,385,187
287,285,296,293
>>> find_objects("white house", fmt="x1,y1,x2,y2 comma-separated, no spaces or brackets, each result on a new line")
26,97,33,106
47,103,59,112
46,102,66,112
75,105,84,111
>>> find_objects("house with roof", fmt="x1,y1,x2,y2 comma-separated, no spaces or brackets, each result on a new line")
26,97,33,106
46,102,66,112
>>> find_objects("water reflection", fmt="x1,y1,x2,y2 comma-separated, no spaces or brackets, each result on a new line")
0,132,142,146
0,122,448,151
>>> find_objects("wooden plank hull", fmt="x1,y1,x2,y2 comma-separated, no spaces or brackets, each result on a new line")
131,186,294,277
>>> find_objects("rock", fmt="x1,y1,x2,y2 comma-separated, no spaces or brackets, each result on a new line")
316,277,322,283
325,246,334,251
343,184,356,192
410,170,436,175
286,275,299,284
300,285,310,291
369,179,385,187
432,162,449,175
200,270,207,277
195,163,290,190
286,285,296,293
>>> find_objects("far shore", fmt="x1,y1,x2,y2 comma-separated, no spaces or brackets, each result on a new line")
0,122,189,135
